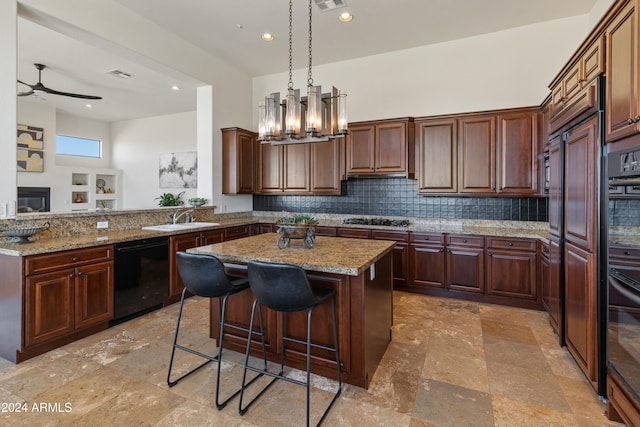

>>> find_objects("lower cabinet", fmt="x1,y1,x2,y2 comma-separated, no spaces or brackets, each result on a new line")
446,235,485,293
24,246,114,350
168,230,224,302
372,230,409,287
486,237,537,300
408,232,445,288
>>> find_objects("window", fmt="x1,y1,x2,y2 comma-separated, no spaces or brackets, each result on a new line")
56,135,101,158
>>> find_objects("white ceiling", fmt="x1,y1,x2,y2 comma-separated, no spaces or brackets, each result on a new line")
17,0,600,123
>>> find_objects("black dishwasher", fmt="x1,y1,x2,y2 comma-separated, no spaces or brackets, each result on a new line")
111,236,169,326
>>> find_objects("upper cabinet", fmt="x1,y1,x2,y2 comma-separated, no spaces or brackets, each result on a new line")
346,118,415,178
257,143,311,194
606,0,640,142
222,127,256,195
497,110,538,195
416,108,538,196
458,114,496,193
310,138,345,195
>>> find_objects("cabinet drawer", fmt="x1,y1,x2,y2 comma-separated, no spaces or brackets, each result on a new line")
315,226,337,237
487,237,536,252
224,225,252,240
446,235,484,247
337,228,371,239
609,245,640,261
410,232,445,244
25,245,114,276
371,230,409,242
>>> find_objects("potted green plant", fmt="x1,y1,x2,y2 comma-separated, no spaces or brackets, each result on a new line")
276,213,318,249
155,192,184,207
188,197,207,207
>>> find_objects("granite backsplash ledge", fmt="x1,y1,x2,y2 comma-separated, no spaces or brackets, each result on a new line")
0,208,252,243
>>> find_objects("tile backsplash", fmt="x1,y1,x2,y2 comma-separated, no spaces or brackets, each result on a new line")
254,178,549,222
609,198,640,226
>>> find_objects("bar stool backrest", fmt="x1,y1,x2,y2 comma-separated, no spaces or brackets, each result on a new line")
247,260,319,312
176,252,234,298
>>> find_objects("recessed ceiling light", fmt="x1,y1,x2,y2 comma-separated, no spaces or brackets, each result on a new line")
262,33,274,41
339,12,353,22
85,104,93,108
171,85,180,91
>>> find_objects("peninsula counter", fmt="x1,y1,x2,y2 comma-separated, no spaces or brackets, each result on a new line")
188,233,395,388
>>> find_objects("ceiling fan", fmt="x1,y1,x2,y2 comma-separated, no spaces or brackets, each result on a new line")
17,63,102,100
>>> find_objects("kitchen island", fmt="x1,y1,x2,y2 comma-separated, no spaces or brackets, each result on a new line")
188,232,395,389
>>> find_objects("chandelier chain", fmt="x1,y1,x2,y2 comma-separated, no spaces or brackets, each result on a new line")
288,0,294,90
307,0,313,86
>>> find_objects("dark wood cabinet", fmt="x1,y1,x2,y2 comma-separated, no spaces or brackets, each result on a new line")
409,232,445,288
283,144,311,193
224,225,252,241
564,117,597,251
257,142,283,193
310,138,344,195
496,110,538,195
564,240,598,388
606,0,640,142
486,237,537,300
458,115,496,193
415,118,458,193
337,227,371,239
372,230,409,287
346,119,414,178
24,246,114,348
548,134,562,238
546,238,562,336
446,235,485,293
222,127,256,194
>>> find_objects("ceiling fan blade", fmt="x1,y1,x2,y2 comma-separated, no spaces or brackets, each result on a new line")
17,90,35,97
17,79,35,88
40,86,102,100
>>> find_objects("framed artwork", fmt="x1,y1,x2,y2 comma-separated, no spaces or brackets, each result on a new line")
17,124,44,172
159,152,197,188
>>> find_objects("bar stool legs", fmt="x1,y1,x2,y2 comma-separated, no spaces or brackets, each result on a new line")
238,295,342,426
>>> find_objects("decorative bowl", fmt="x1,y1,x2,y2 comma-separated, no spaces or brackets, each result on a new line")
3,222,50,243
276,223,317,249
189,200,206,208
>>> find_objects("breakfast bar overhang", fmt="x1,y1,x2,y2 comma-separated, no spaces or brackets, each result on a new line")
188,232,395,389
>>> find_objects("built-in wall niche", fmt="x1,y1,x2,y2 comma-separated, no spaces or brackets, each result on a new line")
66,167,122,211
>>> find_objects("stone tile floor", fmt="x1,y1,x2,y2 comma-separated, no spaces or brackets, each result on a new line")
0,291,624,426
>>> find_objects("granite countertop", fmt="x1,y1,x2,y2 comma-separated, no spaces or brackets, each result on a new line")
188,233,395,276
0,213,550,257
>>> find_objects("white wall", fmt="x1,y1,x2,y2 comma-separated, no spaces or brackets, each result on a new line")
0,0,17,212
253,15,592,123
111,111,198,209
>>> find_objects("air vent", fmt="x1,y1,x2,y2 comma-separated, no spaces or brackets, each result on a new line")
314,0,346,11
106,69,133,79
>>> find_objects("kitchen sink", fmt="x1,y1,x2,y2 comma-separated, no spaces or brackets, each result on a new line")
142,222,220,232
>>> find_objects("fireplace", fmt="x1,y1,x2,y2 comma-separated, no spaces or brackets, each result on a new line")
17,187,50,213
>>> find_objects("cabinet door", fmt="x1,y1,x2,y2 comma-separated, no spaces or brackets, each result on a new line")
486,250,536,300
201,229,224,245
168,233,201,301
347,124,375,174
497,111,537,194
372,230,409,287
283,144,310,193
564,241,598,386
582,35,604,84
547,238,562,334
257,143,283,193
375,122,407,173
410,244,445,288
446,247,485,293
75,261,114,329
564,117,597,251
458,115,496,193
416,119,458,193
606,1,640,142
25,269,75,347
224,225,252,241
311,138,342,194
222,127,256,194
548,135,562,237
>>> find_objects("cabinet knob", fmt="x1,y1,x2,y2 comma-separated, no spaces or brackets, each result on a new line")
72,257,80,261
425,237,430,240
488,253,493,256
77,271,83,276
636,116,640,123
508,242,513,246
463,239,468,243
625,251,631,255
69,273,75,278
629,118,635,125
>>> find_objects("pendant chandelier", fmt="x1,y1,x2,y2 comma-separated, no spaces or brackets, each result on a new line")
257,0,348,145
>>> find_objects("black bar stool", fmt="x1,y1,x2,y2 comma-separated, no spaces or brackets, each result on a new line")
167,252,266,410
239,260,342,426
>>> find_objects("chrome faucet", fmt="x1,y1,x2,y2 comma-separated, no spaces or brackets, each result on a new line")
172,208,194,224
